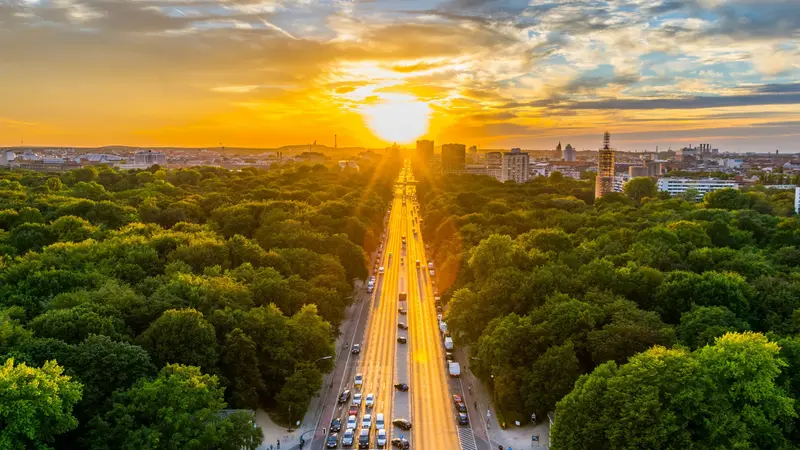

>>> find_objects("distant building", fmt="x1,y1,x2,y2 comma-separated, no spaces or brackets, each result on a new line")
134,150,167,166
486,152,502,168
465,164,488,176
441,143,466,174
555,142,563,160
338,160,359,171
1,151,16,166
468,145,478,163
563,144,576,162
76,153,123,164
796,187,800,214
629,160,664,177
657,177,740,199
614,174,630,193
595,132,616,199
501,148,530,183
416,140,434,162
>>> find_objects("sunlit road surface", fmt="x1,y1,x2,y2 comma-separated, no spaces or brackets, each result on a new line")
404,169,460,449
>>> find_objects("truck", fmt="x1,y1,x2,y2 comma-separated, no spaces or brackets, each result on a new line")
448,362,461,377
444,336,453,350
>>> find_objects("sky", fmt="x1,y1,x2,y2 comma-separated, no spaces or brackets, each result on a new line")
1,0,799,152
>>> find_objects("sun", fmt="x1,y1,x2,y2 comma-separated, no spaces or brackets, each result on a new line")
362,94,430,144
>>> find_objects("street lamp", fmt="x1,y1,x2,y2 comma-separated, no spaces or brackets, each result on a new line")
313,356,333,364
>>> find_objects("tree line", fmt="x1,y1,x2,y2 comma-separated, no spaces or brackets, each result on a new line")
0,160,396,449
416,171,800,448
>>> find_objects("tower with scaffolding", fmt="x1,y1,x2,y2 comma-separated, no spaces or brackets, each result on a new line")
595,132,616,199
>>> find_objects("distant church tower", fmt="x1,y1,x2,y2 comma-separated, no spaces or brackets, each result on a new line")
556,141,563,159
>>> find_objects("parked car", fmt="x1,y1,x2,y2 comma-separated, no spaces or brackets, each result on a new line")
394,383,409,392
392,418,412,430
330,417,342,432
338,390,351,404
397,322,408,330
458,412,469,426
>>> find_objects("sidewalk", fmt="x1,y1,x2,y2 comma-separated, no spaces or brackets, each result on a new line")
456,347,550,450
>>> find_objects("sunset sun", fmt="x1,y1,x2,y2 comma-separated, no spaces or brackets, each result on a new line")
362,94,430,144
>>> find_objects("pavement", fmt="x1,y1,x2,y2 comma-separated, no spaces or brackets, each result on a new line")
453,347,551,450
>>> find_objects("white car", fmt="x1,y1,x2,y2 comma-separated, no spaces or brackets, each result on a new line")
379,266,385,275
346,415,357,430
365,393,374,407
354,373,363,387
376,429,387,448
361,413,372,429
375,413,385,430
352,392,362,406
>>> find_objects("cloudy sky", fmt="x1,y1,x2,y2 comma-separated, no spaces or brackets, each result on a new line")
1,0,799,151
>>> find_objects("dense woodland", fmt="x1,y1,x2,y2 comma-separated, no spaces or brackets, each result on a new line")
0,161,395,449
416,170,800,449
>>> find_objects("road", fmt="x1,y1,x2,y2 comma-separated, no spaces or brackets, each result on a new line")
310,161,483,450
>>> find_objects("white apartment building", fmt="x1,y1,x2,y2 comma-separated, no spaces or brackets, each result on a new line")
501,148,530,183
657,177,740,199
795,187,800,214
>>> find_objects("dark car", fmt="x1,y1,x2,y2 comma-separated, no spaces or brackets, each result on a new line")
397,322,408,330
394,383,409,392
455,401,467,413
338,390,351,404
458,412,469,426
351,344,361,354
397,336,407,344
331,417,342,432
445,351,454,361
391,438,410,449
327,433,339,448
398,307,406,315
392,418,412,430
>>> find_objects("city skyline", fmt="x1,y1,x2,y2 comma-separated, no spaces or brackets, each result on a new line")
1,0,799,152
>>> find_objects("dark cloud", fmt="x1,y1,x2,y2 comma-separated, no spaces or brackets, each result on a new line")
562,74,641,94
755,83,800,94
561,92,800,110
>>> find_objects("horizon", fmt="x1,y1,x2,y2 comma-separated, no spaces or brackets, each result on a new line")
2,0,799,152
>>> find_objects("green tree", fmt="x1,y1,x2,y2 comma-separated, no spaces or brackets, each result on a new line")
0,359,83,450
136,308,218,371
523,341,580,417
87,364,261,450
275,363,323,425
221,328,265,410
623,177,658,202
29,304,127,344
677,306,750,349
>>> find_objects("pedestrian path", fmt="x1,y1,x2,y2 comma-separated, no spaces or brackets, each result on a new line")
458,426,479,450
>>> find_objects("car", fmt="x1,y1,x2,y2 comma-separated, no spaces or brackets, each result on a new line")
394,383,409,392
378,266,385,274
342,429,355,447
392,418,412,430
397,322,408,330
354,373,363,387
338,390,351,404
358,429,370,448
452,394,463,404
346,415,358,430
388,252,392,259
375,413,385,430
458,412,469,425
391,438,410,449
455,400,467,413
376,429,387,448
398,307,406,315
327,433,339,448
397,336,407,344
361,413,372,429
331,417,342,432
348,405,359,417
445,351,454,361
352,393,362,406
351,343,361,354
365,393,374,407
400,257,404,265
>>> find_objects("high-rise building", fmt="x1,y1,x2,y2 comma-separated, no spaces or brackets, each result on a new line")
501,148,530,183
595,132,615,199
134,150,167,166
555,142,563,160
441,143,466,174
563,144,576,162
416,140,434,162
629,160,664,178
468,145,478,163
